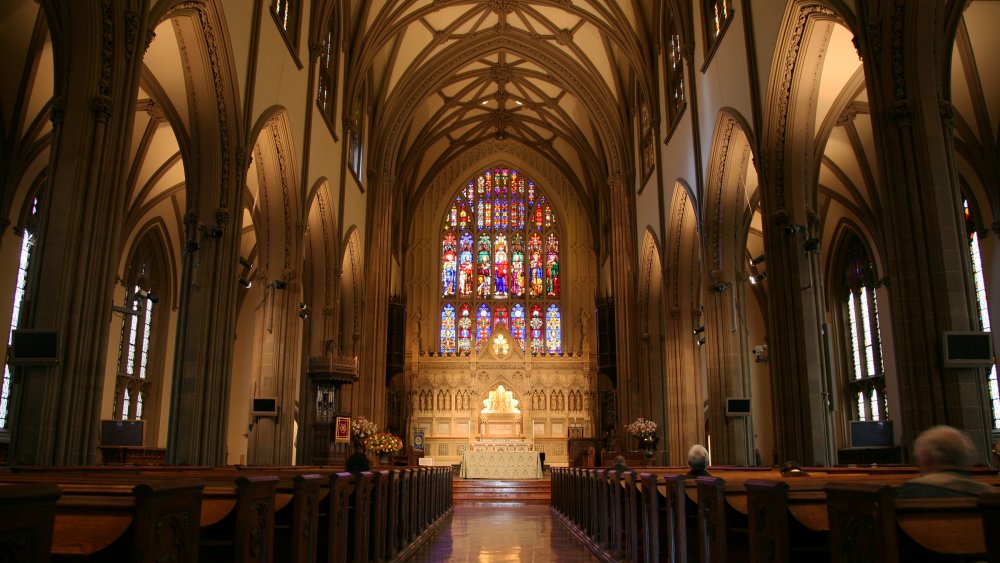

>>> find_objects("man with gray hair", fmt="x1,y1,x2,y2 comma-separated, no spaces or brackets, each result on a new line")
686,444,710,478
897,425,991,498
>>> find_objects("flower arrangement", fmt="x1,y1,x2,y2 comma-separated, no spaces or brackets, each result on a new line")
624,417,657,440
351,415,378,441
365,432,403,455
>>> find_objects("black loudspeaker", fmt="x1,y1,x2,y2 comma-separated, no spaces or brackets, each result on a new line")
942,331,994,367
8,329,59,365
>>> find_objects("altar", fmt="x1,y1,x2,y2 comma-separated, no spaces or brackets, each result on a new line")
460,450,543,479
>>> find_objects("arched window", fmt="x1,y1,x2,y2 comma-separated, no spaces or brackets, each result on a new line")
840,235,887,421
440,168,561,353
271,0,301,48
316,7,340,128
964,198,999,428
113,234,167,433
1,196,40,430
664,6,686,132
703,0,733,57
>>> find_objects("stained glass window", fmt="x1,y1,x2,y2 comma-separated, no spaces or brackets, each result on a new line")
441,304,456,354
439,168,561,353
965,199,999,429
545,304,562,353
317,8,339,126
458,304,473,354
664,6,686,129
1,197,38,430
841,235,887,422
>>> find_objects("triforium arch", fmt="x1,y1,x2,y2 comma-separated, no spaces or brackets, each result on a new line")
701,109,759,466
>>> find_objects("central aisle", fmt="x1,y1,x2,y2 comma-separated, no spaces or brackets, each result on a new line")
406,504,599,562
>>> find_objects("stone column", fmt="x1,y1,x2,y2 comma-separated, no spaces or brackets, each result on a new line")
854,1,991,454
165,4,246,466
355,171,393,424
758,209,832,466
607,174,639,429
701,272,754,466
10,1,151,466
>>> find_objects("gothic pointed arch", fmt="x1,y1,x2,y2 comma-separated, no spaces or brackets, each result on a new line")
701,109,757,465
663,180,705,464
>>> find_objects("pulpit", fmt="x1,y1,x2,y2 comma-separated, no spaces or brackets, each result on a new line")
303,355,357,466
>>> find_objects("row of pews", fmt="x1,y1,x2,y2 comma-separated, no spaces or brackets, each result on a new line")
551,465,1000,562
0,464,452,562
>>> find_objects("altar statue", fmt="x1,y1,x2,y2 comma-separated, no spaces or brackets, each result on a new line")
481,384,520,413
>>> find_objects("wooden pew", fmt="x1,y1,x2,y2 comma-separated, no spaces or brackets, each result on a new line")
1,472,276,563
825,481,989,562
50,480,204,562
0,483,62,563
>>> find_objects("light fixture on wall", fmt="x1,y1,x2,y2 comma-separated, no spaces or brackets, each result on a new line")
239,256,254,269
270,279,287,290
803,238,821,253
135,289,159,304
750,272,767,284
199,223,223,239
692,326,705,335
299,303,310,320
783,224,806,236
750,254,766,266
183,240,199,254
238,277,252,288
695,337,706,346
711,281,731,293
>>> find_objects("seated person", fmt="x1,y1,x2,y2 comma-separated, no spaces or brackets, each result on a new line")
613,455,633,474
779,461,809,477
897,425,992,498
686,444,711,478
345,451,371,474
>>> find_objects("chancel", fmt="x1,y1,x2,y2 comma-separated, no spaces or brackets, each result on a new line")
1,1,999,562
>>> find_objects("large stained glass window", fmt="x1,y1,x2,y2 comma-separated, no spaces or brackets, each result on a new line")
440,168,561,353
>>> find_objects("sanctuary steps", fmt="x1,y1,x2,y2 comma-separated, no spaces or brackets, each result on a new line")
453,477,551,505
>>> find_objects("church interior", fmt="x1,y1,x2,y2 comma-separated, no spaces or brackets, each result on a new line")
0,0,998,482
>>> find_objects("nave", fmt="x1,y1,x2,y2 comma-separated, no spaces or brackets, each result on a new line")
407,505,598,563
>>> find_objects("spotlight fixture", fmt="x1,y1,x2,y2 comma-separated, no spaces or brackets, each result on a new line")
239,257,254,269
199,223,223,239
750,254,766,266
135,289,160,304
692,326,705,335
803,238,821,252
299,303,308,310
711,281,731,293
695,337,706,346
271,280,287,290
238,277,252,288
750,272,768,285
783,224,806,236
183,240,199,254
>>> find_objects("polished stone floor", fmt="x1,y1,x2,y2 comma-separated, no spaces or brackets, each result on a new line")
406,504,600,562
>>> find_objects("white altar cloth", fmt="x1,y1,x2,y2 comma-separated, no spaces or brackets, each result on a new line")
460,450,543,479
